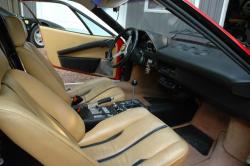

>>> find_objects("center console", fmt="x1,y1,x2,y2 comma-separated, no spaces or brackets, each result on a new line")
73,99,144,131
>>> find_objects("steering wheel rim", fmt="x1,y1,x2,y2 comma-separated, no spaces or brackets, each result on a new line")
107,28,138,68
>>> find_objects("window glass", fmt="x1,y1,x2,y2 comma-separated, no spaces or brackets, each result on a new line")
23,1,90,34
22,1,115,37
103,0,214,49
36,2,89,34
77,12,111,36
104,0,199,37
144,0,170,13
67,0,116,35
104,0,200,29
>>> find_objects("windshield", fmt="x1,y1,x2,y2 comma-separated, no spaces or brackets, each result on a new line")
105,0,199,34
103,0,250,53
103,0,205,41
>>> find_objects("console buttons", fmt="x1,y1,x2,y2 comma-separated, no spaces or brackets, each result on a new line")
89,107,102,114
102,107,110,114
93,114,106,119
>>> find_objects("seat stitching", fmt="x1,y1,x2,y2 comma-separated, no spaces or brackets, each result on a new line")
80,110,149,147
97,125,168,163
0,108,97,165
81,131,123,149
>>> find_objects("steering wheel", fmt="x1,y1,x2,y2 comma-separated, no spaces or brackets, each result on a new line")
107,28,138,68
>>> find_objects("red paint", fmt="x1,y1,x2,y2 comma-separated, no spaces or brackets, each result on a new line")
183,0,250,55
114,38,124,80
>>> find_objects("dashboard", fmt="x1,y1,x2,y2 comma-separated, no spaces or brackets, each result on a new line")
132,30,168,68
133,29,250,122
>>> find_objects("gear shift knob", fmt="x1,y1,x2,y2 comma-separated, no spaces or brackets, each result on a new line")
131,80,138,86
131,80,138,99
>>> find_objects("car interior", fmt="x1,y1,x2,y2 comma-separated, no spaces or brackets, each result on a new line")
0,0,249,166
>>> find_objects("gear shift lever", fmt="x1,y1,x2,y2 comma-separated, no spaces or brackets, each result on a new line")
131,80,138,99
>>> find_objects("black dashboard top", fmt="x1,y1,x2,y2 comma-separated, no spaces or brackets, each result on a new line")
133,29,250,121
158,39,250,96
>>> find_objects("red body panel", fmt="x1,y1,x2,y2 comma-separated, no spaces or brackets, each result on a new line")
114,38,124,80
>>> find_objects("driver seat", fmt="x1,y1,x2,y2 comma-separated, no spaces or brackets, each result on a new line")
0,48,188,165
4,16,125,104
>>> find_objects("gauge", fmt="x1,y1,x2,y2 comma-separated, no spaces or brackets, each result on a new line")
146,40,156,52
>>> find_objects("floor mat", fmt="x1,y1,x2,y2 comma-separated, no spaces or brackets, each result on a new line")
144,97,197,126
175,125,213,155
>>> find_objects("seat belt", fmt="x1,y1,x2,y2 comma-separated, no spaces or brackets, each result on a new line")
0,15,24,70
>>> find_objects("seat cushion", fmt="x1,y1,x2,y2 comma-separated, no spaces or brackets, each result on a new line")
80,108,188,166
5,16,125,105
66,77,125,103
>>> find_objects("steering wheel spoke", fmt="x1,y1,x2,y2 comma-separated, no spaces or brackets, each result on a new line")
107,28,138,68
113,51,123,59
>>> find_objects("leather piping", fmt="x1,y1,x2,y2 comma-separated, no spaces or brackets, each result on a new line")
97,125,168,163
132,159,147,166
81,131,123,149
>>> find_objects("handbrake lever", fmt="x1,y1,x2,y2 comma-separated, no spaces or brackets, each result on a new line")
88,97,114,109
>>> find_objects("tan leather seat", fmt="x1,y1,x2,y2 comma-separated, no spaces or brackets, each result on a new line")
4,16,125,104
0,49,188,165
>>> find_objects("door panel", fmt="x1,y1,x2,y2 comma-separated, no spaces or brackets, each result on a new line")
57,39,114,56
59,56,100,73
40,26,117,77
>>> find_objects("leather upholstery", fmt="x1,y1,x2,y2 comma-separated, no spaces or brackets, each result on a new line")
17,42,72,104
1,18,188,166
40,26,114,66
0,100,98,166
3,69,85,141
4,16,125,104
0,49,188,165
0,49,10,90
67,77,125,103
80,108,188,166
4,16,28,47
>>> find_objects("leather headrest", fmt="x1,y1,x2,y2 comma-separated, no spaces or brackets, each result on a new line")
0,49,11,89
5,16,28,47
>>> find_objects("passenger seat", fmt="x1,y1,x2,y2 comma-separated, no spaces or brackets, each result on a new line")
0,49,188,165
4,16,125,105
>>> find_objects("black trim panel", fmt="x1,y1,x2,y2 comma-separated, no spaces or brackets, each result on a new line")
97,125,168,163
92,8,124,34
81,132,123,149
132,159,147,166
59,55,100,73
159,0,250,72
58,39,113,56
158,40,250,98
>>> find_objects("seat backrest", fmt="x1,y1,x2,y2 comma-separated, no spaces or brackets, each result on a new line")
4,16,71,104
0,49,98,165
0,101,98,166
